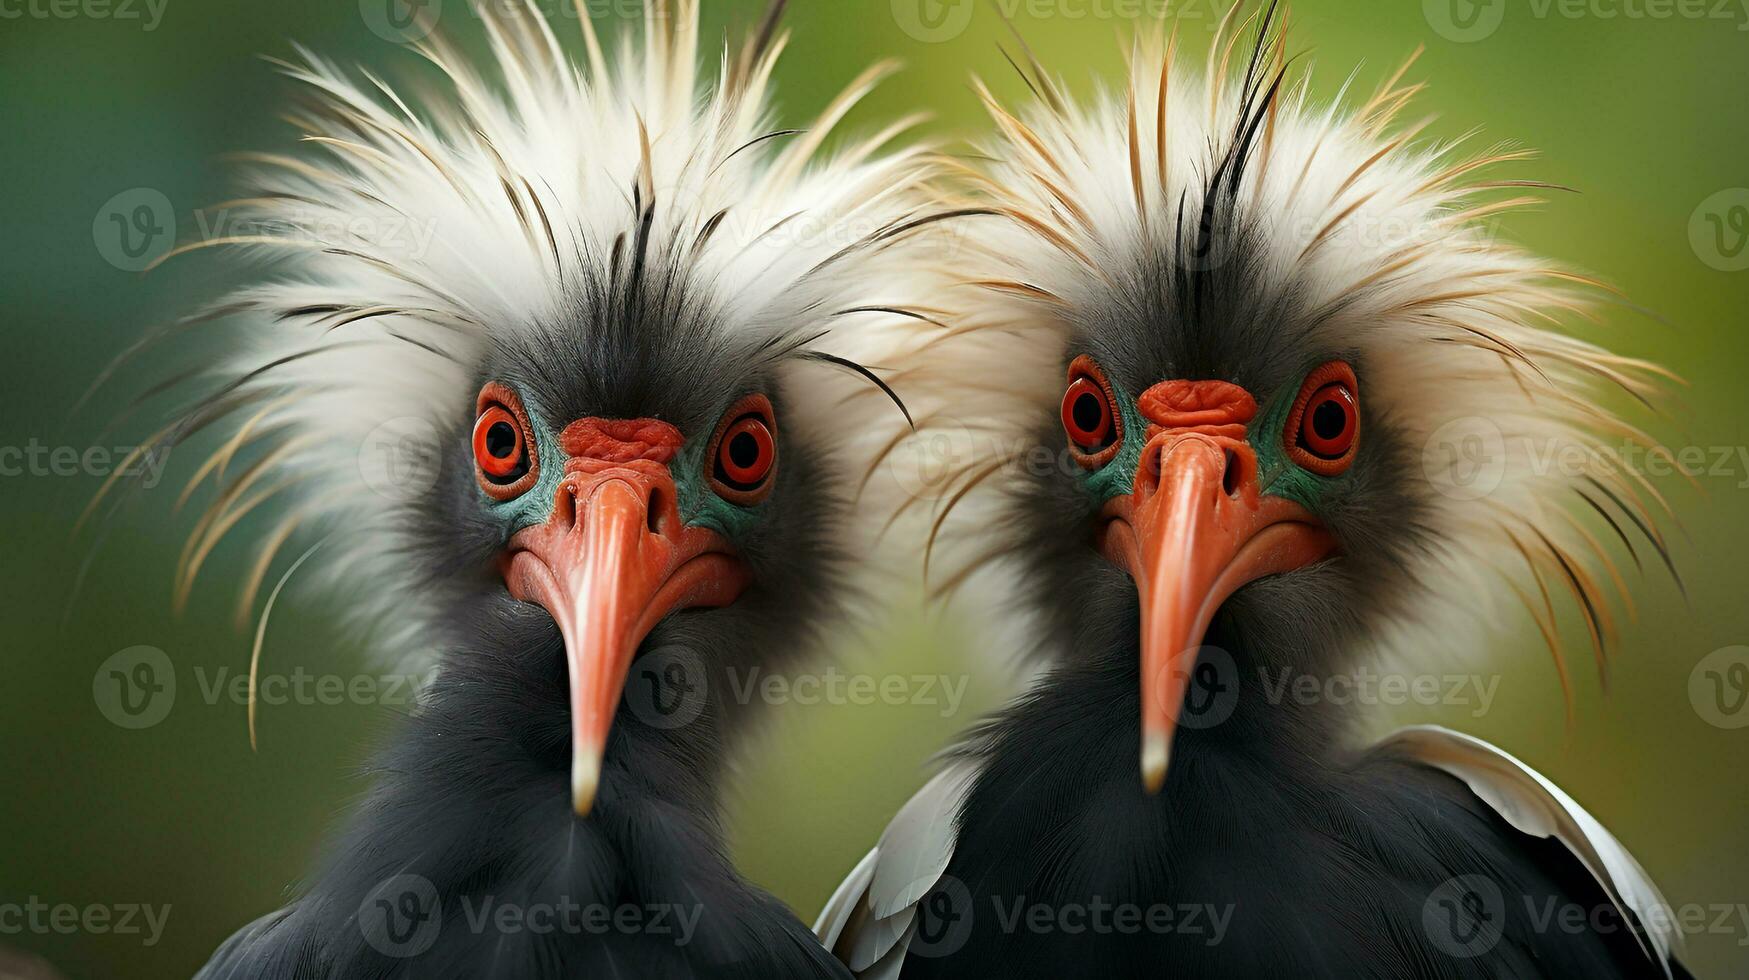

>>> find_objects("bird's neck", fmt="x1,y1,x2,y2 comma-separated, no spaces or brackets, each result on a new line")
998,613,1362,783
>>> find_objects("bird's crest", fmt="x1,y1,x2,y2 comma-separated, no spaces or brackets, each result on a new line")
906,2,1681,703
87,0,957,688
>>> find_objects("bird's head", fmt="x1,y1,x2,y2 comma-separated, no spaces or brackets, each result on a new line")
927,9,1674,790
439,302,839,816
113,3,947,817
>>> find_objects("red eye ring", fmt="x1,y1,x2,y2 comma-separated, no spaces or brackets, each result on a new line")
1284,361,1359,476
473,406,523,478
473,382,540,500
707,394,778,505
1063,355,1123,469
718,416,775,487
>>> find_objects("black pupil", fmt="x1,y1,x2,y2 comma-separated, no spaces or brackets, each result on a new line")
728,431,761,470
1311,398,1347,441
1072,392,1104,435
485,421,517,459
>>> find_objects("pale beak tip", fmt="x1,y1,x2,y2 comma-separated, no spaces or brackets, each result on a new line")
1141,733,1170,795
571,751,600,817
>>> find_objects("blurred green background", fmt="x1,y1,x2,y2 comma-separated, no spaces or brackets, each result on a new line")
2,0,1746,976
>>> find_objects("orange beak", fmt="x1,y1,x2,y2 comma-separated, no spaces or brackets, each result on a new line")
501,458,750,816
1101,429,1337,793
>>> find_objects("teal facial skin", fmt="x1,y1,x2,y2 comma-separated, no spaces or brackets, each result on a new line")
482,390,770,540
1071,361,1356,514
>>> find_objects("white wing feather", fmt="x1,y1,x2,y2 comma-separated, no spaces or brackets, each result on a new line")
813,761,980,976
1383,724,1681,976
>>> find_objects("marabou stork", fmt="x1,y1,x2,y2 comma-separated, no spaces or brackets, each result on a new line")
106,2,950,976
818,8,1694,979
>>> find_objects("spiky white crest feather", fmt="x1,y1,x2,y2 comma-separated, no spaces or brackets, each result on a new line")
97,0,956,677
911,10,1678,695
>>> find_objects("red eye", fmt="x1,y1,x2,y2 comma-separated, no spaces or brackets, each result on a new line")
708,394,778,504
473,406,524,478
1062,355,1123,468
473,383,539,499
1285,362,1359,476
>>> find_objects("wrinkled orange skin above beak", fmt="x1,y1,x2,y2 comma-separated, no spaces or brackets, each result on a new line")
1099,382,1337,793
500,422,750,817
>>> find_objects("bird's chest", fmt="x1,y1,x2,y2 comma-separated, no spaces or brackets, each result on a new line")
903,739,1426,979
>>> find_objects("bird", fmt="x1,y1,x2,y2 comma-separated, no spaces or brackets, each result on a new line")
91,1,955,976
817,6,1695,979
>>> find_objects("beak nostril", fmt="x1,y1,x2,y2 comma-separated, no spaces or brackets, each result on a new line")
551,480,579,531
1137,449,1163,498
646,486,666,536
1222,450,1241,498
